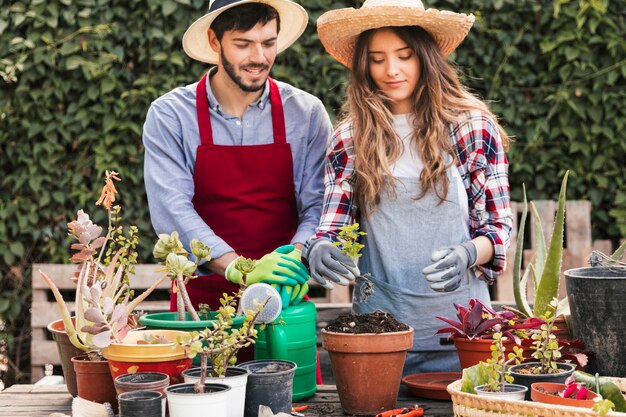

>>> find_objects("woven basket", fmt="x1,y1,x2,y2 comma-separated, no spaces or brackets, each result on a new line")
447,379,626,417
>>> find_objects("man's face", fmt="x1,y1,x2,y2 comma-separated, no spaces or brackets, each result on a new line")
213,20,278,92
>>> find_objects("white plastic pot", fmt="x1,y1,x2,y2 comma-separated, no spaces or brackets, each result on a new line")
166,382,230,417
182,366,249,417
475,383,528,401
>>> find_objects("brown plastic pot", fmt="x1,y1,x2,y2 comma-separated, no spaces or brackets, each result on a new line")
47,317,84,397
531,382,599,408
322,327,413,416
72,355,118,413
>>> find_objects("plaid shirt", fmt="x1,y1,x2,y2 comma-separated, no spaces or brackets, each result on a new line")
310,110,513,282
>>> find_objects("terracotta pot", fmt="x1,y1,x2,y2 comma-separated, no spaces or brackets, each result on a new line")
72,355,118,413
102,330,192,385
453,337,532,369
322,327,414,416
531,382,600,408
47,318,84,397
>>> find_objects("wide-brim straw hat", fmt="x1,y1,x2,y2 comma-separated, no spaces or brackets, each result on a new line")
183,0,308,64
317,0,475,68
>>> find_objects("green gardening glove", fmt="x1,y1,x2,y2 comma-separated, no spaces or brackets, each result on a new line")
272,282,309,308
225,245,308,286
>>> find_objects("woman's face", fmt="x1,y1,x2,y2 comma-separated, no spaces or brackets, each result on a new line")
367,28,420,114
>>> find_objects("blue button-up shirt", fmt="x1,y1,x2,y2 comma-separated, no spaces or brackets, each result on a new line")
143,70,332,260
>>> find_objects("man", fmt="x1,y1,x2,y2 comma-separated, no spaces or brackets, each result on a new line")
143,0,332,312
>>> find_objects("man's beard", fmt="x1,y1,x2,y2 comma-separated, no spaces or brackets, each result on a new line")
221,49,269,93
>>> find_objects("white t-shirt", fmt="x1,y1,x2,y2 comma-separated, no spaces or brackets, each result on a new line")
390,114,469,225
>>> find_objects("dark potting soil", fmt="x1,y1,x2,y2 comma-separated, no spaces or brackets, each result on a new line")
325,310,409,334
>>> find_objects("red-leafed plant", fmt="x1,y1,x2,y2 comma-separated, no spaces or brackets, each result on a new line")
435,299,543,345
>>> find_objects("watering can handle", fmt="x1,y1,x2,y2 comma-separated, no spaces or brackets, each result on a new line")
266,324,288,359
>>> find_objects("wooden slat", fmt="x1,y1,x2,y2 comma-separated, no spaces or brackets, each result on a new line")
33,264,169,289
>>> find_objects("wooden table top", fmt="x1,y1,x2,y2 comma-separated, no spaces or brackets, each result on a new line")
0,383,454,417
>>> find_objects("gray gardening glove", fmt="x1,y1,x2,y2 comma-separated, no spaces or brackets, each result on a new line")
422,241,477,292
307,239,360,290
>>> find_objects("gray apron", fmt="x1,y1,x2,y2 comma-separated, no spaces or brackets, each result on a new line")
353,164,490,375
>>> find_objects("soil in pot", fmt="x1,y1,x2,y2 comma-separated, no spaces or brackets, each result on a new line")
531,382,599,408
325,310,409,333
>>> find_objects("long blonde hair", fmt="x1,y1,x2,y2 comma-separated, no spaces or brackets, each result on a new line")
340,26,510,217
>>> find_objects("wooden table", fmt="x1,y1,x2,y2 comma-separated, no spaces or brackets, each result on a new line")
0,384,454,417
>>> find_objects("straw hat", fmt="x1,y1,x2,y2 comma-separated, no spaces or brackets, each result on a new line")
317,0,475,68
183,0,308,64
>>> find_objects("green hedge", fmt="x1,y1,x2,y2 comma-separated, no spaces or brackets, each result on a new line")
1,0,624,384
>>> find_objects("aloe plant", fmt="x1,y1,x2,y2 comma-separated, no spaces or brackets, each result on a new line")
513,171,569,318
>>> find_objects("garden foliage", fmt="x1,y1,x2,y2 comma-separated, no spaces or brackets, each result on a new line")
0,0,624,385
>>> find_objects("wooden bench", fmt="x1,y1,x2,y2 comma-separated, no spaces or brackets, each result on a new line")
30,263,347,382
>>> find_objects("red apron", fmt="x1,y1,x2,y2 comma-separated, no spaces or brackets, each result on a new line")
169,72,298,312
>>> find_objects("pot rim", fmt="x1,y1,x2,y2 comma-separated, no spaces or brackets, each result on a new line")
321,326,414,336
475,383,528,394
564,266,626,279
165,382,231,396
509,362,576,374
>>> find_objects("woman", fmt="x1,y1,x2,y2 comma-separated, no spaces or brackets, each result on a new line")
305,0,513,374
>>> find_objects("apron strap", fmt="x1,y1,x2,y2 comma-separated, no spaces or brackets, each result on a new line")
268,77,286,145
195,72,214,146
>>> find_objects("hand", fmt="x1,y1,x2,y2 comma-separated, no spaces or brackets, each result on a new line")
226,245,308,286
422,241,477,292
308,239,360,290
272,282,309,308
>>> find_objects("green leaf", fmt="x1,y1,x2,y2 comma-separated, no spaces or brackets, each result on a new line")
513,185,532,317
161,0,177,16
0,298,10,313
534,171,568,318
530,202,547,279
9,242,24,257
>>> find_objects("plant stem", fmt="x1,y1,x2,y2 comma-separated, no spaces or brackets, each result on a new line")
196,351,208,394
177,274,200,321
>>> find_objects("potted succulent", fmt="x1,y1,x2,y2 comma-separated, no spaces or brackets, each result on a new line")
167,278,272,417
39,171,170,409
435,299,542,368
469,327,528,401
509,299,576,399
322,310,414,416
